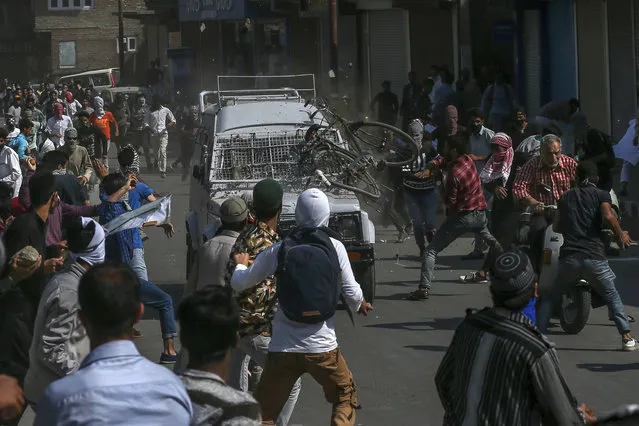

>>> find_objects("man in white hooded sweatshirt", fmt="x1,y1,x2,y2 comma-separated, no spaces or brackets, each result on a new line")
232,188,373,426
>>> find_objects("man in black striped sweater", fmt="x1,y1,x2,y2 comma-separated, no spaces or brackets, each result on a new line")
435,249,596,425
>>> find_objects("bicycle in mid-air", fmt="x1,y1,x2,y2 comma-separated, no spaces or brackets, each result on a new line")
300,97,418,201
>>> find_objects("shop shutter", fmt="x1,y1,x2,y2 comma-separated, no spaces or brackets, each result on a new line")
367,9,411,105
547,0,577,101
523,10,541,116
608,0,636,140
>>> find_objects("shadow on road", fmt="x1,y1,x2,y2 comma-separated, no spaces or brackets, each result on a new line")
577,362,639,372
374,292,468,301
404,344,449,352
365,317,463,331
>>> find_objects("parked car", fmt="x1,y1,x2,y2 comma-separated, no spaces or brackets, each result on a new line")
100,86,151,106
57,68,120,92
186,74,377,302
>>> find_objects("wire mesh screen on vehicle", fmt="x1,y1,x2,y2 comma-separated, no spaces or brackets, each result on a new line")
210,129,344,182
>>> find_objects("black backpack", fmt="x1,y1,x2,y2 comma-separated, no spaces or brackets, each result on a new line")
276,226,341,324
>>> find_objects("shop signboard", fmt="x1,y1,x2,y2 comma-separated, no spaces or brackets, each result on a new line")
179,0,246,21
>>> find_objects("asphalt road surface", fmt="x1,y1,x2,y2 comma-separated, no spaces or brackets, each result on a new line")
18,153,639,425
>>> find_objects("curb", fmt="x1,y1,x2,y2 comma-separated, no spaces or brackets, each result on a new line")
620,200,639,219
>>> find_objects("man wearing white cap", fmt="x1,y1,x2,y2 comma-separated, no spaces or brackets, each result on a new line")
23,217,105,407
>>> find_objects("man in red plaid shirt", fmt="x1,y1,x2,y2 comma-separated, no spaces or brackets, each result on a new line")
408,136,502,300
512,134,577,268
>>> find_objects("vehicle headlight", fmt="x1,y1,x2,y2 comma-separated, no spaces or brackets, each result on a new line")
329,213,362,242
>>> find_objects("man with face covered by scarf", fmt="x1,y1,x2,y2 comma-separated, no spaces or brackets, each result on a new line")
429,105,468,156
23,217,105,406
89,96,118,168
45,103,73,148
399,119,440,256
61,128,93,186
130,94,152,171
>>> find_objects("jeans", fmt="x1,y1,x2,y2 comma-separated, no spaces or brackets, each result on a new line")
228,334,301,426
404,189,439,250
152,133,169,173
130,248,149,281
420,210,501,289
537,254,631,335
139,279,177,339
473,188,493,252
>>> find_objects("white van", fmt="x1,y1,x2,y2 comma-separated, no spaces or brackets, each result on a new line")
57,68,120,92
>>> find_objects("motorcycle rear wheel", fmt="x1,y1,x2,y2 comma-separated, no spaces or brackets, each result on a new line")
559,286,591,335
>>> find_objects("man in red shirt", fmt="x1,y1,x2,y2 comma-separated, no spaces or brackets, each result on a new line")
512,134,577,269
89,96,118,168
408,136,502,300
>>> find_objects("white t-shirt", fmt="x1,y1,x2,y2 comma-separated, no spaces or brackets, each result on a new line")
232,237,364,354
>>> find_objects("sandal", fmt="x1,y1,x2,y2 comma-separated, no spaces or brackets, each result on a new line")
407,288,430,300
459,272,488,284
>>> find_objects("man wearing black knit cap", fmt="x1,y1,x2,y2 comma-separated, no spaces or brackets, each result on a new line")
436,249,595,425
224,178,301,425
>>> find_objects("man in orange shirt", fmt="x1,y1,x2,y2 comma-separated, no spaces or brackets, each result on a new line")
89,96,118,168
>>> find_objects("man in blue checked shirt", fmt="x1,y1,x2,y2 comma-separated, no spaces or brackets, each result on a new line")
98,173,178,364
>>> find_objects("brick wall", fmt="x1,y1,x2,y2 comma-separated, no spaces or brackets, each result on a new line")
35,0,148,77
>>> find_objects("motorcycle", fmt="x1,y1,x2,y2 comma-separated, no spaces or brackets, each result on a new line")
519,188,622,335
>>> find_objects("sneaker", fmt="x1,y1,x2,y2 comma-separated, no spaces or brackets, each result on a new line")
397,228,409,243
622,336,637,352
459,272,488,284
461,251,484,261
161,172,166,179
133,327,143,339
407,288,429,300
160,353,177,364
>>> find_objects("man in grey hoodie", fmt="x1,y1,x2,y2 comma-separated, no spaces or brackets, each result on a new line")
178,285,261,426
23,216,105,407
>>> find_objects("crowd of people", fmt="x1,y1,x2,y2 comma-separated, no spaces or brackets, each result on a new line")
0,64,638,425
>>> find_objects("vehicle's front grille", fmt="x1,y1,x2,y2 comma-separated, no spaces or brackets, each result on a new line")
278,212,363,244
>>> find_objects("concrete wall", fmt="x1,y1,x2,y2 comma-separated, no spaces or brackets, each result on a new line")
576,0,610,133
35,0,149,82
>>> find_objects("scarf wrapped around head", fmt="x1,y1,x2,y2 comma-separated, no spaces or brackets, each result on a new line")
65,92,74,103
480,132,514,184
117,144,140,176
72,217,106,266
94,96,105,119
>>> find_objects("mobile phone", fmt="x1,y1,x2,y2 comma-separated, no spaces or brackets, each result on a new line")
130,179,137,188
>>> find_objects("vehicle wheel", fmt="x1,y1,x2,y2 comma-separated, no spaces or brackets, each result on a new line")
559,286,591,335
357,264,376,304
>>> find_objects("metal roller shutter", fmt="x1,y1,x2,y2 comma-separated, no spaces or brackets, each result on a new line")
367,9,411,105
523,10,541,117
608,0,636,140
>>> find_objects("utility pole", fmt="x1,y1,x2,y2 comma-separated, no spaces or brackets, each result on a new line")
118,0,126,84
328,0,338,95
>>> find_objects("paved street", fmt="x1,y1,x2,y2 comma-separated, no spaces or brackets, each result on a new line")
127,164,639,426
17,149,639,425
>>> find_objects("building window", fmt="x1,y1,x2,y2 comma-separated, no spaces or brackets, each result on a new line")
59,41,76,68
49,0,94,11
116,36,137,53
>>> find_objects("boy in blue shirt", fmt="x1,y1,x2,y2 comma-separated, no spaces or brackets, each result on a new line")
98,173,178,364
9,118,31,160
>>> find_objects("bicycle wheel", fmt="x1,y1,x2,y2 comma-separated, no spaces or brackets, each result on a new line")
346,120,418,167
311,147,382,200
